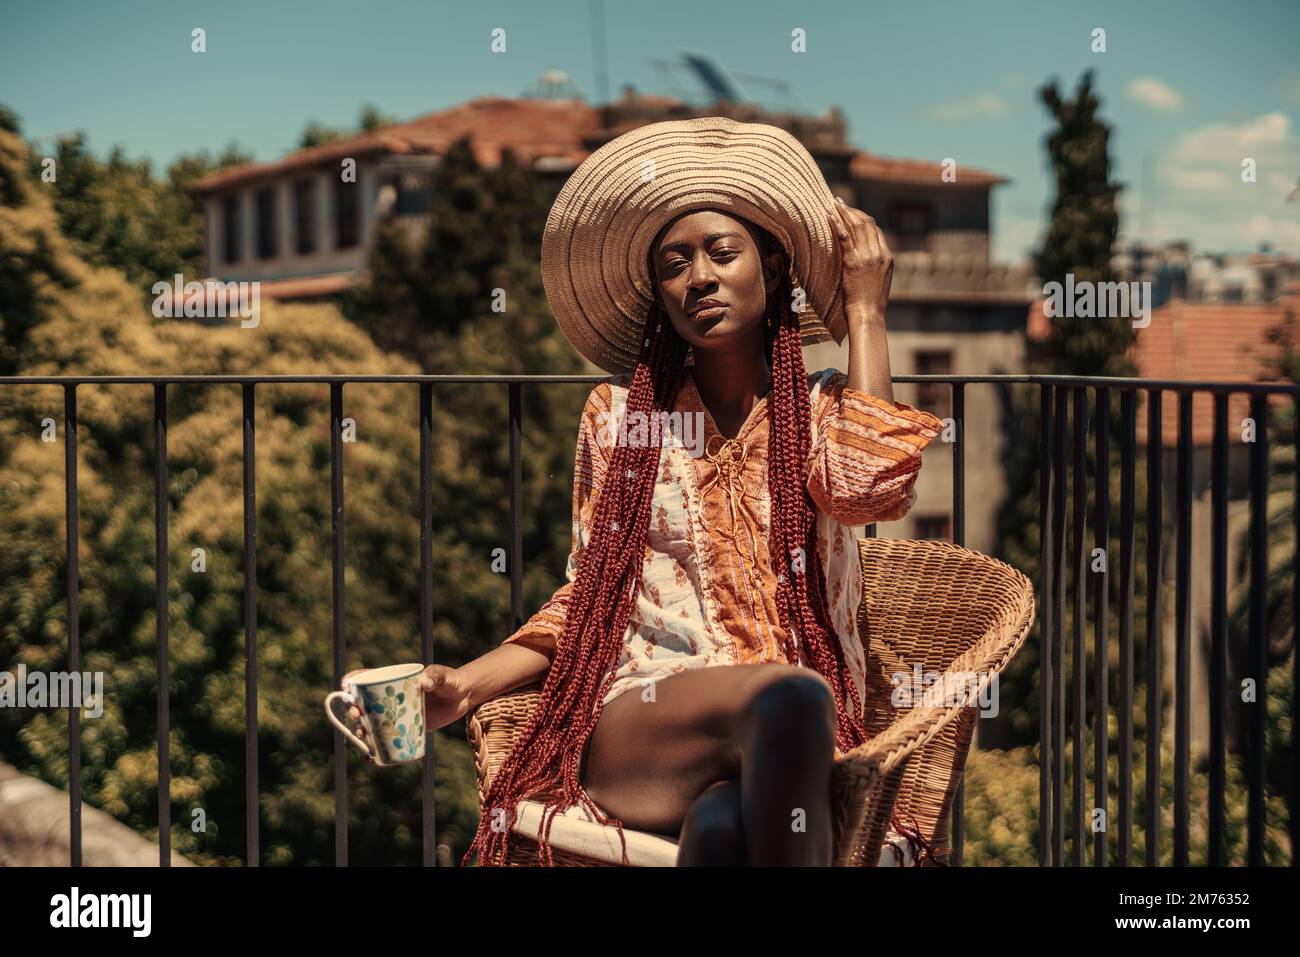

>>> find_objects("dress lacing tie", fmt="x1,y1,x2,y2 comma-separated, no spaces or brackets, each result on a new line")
698,433,764,562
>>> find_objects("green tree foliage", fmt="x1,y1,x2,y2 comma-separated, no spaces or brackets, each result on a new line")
962,708,1291,865
299,103,396,149
0,123,531,864
346,136,556,356
24,124,249,294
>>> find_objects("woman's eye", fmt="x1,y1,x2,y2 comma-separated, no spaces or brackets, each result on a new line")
665,250,738,273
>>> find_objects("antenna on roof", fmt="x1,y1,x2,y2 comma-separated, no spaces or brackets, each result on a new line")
647,51,803,113
525,67,583,100
679,50,746,103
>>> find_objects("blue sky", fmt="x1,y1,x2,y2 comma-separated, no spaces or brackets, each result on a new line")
2,0,1298,261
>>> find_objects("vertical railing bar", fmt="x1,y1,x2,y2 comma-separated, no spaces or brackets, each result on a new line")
1293,394,1300,867
155,383,170,866
1145,388,1163,867
1093,387,1109,866
1052,386,1068,866
1038,383,1054,866
1209,393,1228,865
331,381,347,866
508,384,523,631
242,382,259,867
1247,393,1268,866
1173,391,1192,866
1118,389,1136,866
64,383,81,867
950,382,965,866
1071,387,1087,866
419,382,437,867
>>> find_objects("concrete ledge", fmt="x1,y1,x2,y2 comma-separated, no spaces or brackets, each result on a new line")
0,762,194,867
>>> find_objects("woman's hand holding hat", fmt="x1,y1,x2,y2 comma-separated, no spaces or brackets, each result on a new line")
828,196,893,321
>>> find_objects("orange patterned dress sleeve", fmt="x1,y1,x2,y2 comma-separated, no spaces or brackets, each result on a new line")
806,371,945,526
500,380,616,661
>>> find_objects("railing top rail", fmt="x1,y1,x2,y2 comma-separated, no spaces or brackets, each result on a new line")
0,374,608,386
0,373,1295,394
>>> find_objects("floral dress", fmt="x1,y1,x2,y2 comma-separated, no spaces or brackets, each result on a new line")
501,367,945,751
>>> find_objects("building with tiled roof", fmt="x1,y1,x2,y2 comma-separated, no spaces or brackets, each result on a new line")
188,87,1035,312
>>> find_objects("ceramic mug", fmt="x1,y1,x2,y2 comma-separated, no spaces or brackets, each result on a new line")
324,663,426,766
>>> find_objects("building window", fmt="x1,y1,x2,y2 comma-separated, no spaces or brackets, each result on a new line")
294,178,317,255
914,350,953,420
914,513,951,542
221,195,242,264
888,200,932,253
255,187,278,260
335,178,359,249
397,173,432,215
380,171,433,217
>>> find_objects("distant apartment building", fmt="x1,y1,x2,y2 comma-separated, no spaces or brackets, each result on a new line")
1113,239,1300,309
190,86,1040,549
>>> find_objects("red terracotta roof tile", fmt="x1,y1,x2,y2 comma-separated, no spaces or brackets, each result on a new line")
1024,297,1297,446
1129,300,1297,447
190,97,603,194
850,151,1006,187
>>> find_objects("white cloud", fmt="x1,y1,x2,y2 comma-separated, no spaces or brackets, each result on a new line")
928,93,1010,121
1138,114,1300,253
1162,167,1231,194
1127,77,1184,113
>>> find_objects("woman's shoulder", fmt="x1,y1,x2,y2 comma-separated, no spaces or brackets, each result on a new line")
585,374,631,412
577,375,630,441
807,367,846,400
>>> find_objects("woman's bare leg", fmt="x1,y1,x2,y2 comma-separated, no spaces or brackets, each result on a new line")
580,662,837,865
676,779,745,866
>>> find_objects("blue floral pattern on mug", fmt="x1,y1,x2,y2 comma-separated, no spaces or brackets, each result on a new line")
352,669,425,765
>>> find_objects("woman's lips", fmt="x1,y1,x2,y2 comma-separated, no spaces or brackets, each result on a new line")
692,306,726,319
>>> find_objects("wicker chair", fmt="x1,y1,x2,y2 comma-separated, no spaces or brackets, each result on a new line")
466,538,1035,866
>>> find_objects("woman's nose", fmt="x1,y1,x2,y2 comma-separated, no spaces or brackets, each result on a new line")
688,255,718,289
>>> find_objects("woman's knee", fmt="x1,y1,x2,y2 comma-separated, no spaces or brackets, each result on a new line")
740,668,837,747
677,779,744,865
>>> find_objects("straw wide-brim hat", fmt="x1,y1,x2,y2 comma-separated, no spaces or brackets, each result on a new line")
540,116,848,375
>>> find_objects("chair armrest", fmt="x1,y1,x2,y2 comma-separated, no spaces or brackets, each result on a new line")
830,700,969,865
466,683,545,801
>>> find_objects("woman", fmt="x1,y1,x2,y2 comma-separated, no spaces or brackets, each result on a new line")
345,119,944,866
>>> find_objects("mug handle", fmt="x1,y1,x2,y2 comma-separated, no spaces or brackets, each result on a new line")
325,691,374,761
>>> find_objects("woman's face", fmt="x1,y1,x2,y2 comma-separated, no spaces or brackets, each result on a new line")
650,209,783,358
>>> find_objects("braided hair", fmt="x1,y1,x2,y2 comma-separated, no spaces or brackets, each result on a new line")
461,220,869,867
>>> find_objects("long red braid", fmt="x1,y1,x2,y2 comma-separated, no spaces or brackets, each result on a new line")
462,231,869,867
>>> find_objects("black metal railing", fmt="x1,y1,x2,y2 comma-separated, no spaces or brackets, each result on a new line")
0,373,1296,867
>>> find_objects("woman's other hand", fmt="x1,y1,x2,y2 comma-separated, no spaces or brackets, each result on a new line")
418,664,474,732
342,665,473,737
827,196,892,319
